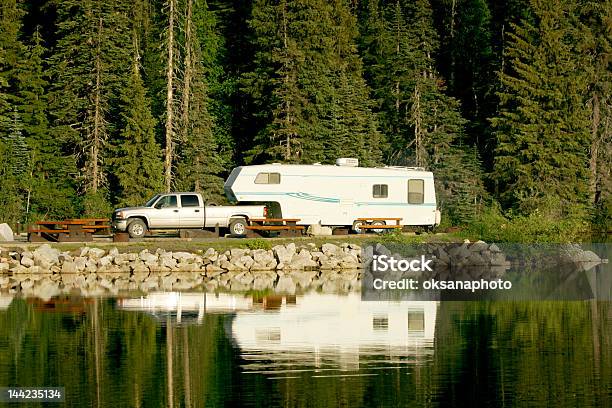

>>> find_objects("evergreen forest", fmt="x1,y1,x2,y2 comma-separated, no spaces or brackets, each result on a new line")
0,0,610,238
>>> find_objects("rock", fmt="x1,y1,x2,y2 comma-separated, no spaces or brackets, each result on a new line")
139,251,158,264
109,247,119,257
20,256,35,267
287,250,317,269
97,255,113,268
79,247,90,257
321,243,340,255
309,224,333,236
275,276,296,294
470,240,488,252
339,254,359,268
33,244,60,268
205,264,225,276
467,252,487,266
88,247,106,259
489,243,501,253
173,251,195,262
0,223,13,241
272,243,296,264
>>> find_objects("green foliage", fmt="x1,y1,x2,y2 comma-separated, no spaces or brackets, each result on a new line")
111,67,164,207
244,238,272,250
49,0,132,199
491,0,591,213
243,0,382,165
462,200,591,243
81,190,113,218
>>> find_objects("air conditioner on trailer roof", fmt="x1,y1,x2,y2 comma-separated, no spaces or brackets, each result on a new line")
335,158,359,167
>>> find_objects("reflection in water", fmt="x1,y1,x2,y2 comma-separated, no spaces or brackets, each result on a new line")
231,293,438,373
0,290,609,407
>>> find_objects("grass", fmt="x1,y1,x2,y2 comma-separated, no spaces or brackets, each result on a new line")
6,230,466,254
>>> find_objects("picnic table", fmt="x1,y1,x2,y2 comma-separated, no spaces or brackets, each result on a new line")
246,218,305,237
28,218,111,242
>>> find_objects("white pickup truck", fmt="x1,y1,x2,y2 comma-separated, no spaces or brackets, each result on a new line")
112,192,266,238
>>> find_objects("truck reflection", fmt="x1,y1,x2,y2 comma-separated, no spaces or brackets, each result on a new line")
116,292,253,324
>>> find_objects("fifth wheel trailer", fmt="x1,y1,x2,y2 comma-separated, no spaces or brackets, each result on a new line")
224,158,441,230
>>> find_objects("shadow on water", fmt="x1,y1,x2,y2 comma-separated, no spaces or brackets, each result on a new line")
0,289,610,407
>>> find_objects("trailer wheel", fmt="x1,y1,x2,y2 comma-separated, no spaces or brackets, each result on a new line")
352,220,365,234
371,220,386,234
127,219,147,238
229,218,248,236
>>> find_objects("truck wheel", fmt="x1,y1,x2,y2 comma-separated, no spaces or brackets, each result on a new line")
127,219,147,238
229,218,248,236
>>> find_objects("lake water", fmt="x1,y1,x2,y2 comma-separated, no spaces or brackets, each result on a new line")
0,291,609,407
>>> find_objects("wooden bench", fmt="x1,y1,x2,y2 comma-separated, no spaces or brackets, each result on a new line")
28,228,70,234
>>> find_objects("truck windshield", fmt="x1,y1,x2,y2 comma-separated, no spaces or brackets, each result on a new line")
145,194,161,207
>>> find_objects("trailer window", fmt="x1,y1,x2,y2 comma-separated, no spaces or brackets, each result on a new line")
407,179,424,204
181,195,200,207
372,184,388,198
255,172,281,184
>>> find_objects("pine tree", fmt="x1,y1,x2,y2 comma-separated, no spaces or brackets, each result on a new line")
112,66,164,207
175,0,225,201
243,0,381,165
491,0,591,214
112,11,163,206
49,0,132,215
358,0,486,224
16,29,77,220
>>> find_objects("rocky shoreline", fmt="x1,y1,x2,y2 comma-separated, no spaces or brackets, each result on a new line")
0,241,605,300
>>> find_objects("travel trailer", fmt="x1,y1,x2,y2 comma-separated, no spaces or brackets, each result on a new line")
224,158,441,231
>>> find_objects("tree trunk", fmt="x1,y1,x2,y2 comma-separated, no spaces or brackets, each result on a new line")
413,84,425,167
182,0,193,144
281,0,292,161
91,16,104,194
164,0,176,193
590,93,600,204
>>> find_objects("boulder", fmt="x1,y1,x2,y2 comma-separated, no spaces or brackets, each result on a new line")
321,243,340,255
20,256,35,268
0,223,13,241
88,247,106,259
33,244,60,268
139,251,158,265
308,224,333,236
173,251,195,262
272,243,296,264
